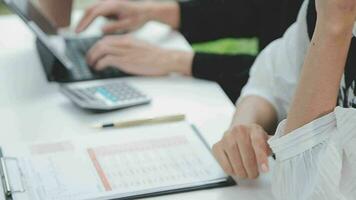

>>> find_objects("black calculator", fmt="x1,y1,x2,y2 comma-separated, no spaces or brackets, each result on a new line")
60,81,151,111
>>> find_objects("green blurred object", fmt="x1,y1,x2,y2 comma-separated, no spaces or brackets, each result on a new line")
192,38,258,55
0,2,11,15
0,1,258,56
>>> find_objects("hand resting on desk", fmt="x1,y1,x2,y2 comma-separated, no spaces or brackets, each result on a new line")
212,124,272,180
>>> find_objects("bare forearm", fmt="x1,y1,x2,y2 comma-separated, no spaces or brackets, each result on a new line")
38,0,73,27
285,20,353,133
231,96,278,134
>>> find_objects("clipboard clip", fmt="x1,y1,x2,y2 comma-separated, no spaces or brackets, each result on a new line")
0,157,26,197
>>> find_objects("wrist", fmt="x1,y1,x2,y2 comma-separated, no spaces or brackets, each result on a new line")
231,96,279,134
313,19,354,51
145,1,180,28
316,18,354,37
163,50,193,76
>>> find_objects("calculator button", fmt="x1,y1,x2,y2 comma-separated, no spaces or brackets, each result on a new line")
94,92,114,106
78,82,148,106
77,89,97,101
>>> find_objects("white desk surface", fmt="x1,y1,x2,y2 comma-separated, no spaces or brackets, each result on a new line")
0,15,274,200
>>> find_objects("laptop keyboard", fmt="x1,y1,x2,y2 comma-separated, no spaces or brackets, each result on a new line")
65,37,126,80
65,37,99,79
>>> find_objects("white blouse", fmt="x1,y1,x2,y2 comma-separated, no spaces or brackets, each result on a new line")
238,0,356,199
240,0,356,200
268,107,356,200
238,0,310,121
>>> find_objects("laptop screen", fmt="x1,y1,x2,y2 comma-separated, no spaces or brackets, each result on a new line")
3,0,111,82
3,0,79,81
6,0,58,34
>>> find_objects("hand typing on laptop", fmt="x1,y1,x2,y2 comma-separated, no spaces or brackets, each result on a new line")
75,0,180,34
86,35,193,76
74,0,194,76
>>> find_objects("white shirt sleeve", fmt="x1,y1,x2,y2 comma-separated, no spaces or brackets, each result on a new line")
239,39,288,121
238,0,310,122
268,107,356,200
334,107,356,199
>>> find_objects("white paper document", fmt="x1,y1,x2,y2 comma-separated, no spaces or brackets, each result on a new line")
4,122,227,200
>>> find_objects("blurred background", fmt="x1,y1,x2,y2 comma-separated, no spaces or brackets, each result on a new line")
0,0,257,56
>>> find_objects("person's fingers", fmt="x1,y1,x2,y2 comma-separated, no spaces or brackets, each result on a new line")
87,44,122,67
95,55,117,70
76,3,101,33
87,40,105,66
212,142,234,175
102,18,133,33
114,36,137,47
87,35,135,65
250,129,272,173
98,34,134,47
76,3,112,33
87,37,115,62
233,126,259,179
223,135,248,178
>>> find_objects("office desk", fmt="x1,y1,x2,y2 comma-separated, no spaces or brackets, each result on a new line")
0,15,274,200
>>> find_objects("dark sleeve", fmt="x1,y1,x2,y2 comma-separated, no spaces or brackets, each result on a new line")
192,53,255,102
178,0,259,43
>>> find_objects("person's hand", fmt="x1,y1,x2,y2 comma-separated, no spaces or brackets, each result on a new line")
316,0,356,29
86,35,193,76
212,124,272,179
76,0,154,33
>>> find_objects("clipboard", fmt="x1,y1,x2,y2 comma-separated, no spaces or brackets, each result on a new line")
111,125,236,200
0,149,26,200
0,123,236,200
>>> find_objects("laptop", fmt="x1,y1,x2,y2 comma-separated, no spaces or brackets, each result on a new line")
3,0,151,111
3,0,131,82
